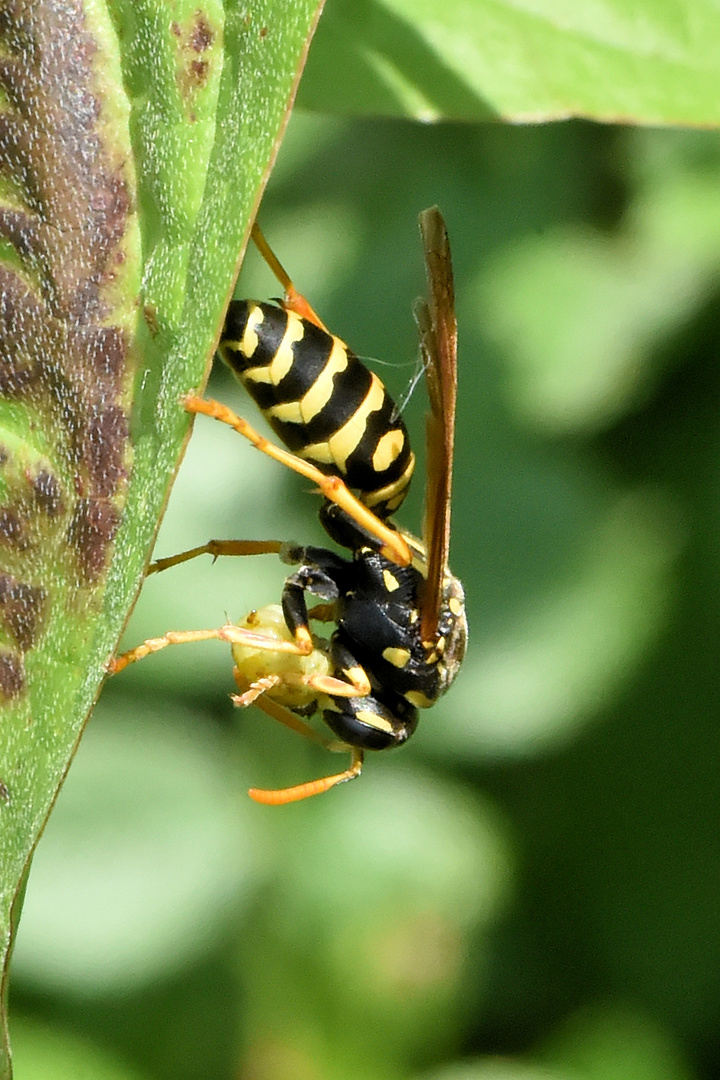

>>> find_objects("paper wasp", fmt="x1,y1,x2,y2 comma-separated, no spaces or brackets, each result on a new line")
111,207,467,804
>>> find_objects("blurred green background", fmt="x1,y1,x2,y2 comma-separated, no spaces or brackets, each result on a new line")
10,115,720,1080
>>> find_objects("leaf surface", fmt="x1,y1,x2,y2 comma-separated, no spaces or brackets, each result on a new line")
299,0,720,125
0,1,323,1075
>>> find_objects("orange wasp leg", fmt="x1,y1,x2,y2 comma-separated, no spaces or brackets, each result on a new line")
130,539,371,697
109,622,319,676
148,539,284,576
232,664,371,707
233,667,365,805
251,222,329,331
247,752,364,805
183,394,411,567
234,671,369,706
231,667,339,747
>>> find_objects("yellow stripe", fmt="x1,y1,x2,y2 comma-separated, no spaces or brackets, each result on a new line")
300,337,348,422
364,452,415,509
241,303,263,358
356,708,394,735
266,399,303,423
301,372,385,473
239,305,273,384
269,312,305,384
242,363,273,384
265,336,349,426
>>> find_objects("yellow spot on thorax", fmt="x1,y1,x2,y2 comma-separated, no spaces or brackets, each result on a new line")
382,569,401,592
404,690,433,709
382,646,411,668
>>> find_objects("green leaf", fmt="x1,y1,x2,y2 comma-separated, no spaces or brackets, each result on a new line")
419,1061,577,1080
540,1004,695,1080
10,1016,151,1080
11,706,259,996
299,0,720,126
0,1,322,1075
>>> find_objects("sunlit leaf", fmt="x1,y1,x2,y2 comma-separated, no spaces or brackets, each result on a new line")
300,0,720,126
0,1,323,1075
480,154,720,433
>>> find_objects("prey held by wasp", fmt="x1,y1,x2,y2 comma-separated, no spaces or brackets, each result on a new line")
110,207,467,805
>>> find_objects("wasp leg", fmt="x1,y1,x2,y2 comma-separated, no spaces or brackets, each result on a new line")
282,571,372,699
233,668,365,804
232,668,342,748
251,222,329,332
232,673,282,707
148,539,283,576
230,572,370,708
183,394,411,567
232,667,370,706
248,748,364,806
109,621,317,675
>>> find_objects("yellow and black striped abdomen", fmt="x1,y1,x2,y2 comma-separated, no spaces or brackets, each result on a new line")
219,300,415,516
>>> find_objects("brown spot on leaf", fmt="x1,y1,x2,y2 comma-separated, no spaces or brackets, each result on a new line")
189,59,208,84
69,498,120,580
83,406,129,497
0,4,138,586
143,304,160,337
189,13,214,52
32,470,63,516
0,573,47,651
0,37,133,322
65,324,128,389
0,779,9,803
0,363,37,397
0,651,25,700
0,507,27,549
175,11,216,98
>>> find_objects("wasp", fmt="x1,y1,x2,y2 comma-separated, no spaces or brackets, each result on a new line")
111,207,467,805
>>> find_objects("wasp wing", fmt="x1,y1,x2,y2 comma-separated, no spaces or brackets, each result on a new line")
417,206,458,643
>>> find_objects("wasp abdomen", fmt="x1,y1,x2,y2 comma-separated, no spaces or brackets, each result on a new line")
219,300,415,516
